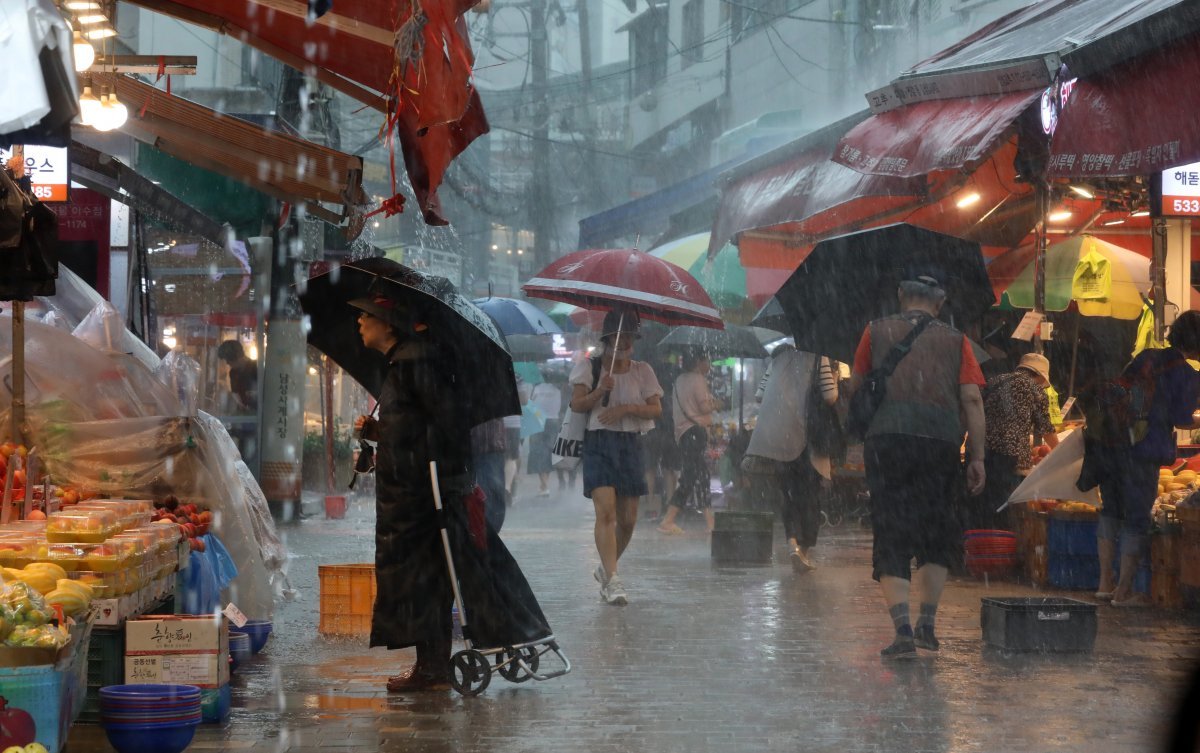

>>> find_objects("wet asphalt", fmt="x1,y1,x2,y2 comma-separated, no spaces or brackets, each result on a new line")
70,481,1200,752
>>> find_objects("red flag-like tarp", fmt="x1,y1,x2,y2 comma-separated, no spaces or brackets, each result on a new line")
126,0,487,225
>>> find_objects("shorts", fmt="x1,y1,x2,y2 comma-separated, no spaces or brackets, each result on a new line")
642,425,681,471
1095,448,1159,558
865,434,962,582
504,428,521,461
582,429,648,499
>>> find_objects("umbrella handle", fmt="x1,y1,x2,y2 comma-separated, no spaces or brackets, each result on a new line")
603,312,624,408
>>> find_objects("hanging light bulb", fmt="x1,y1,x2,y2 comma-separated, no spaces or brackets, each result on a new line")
72,30,94,71
92,92,116,131
78,82,101,126
105,90,127,130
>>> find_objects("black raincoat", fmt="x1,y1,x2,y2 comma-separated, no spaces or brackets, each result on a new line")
369,342,553,651
369,342,474,650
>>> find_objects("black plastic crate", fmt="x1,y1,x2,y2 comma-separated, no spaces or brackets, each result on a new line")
711,529,773,563
981,597,1097,653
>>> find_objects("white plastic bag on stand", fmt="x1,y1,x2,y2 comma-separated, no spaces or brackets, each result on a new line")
1002,429,1100,510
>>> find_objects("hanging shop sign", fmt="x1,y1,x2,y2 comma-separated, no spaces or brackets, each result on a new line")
0,144,69,202
1151,160,1200,218
1039,68,1078,137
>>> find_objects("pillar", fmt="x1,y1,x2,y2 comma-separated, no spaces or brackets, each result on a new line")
1165,218,1192,324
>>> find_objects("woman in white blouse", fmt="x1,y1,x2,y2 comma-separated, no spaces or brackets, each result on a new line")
569,309,663,606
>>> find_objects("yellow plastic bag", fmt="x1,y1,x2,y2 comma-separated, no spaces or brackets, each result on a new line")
1072,249,1112,300
1045,384,1063,428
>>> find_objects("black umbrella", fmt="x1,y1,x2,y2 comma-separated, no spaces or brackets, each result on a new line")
750,298,789,334
657,324,768,360
298,257,520,427
774,224,993,364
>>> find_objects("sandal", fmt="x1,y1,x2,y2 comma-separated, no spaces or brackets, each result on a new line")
656,523,684,535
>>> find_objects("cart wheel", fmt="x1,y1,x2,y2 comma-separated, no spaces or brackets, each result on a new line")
496,648,522,683
520,646,541,678
497,646,541,683
450,649,491,696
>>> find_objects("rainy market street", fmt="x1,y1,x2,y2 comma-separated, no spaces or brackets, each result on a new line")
68,488,1200,753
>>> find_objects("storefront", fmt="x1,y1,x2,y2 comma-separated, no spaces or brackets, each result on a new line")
705,0,1200,605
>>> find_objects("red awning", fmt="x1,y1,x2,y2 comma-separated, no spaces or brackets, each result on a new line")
126,0,487,225
709,145,930,254
1048,33,1200,177
833,90,1040,178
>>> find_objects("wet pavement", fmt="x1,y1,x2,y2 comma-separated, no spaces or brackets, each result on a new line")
71,483,1200,752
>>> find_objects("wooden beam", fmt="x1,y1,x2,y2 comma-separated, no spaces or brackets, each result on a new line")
91,55,197,75
123,0,389,111
245,0,394,46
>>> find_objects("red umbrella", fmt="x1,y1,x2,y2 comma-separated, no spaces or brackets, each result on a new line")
523,249,723,329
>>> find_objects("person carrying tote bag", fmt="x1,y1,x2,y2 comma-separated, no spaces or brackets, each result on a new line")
552,359,602,471
567,309,663,607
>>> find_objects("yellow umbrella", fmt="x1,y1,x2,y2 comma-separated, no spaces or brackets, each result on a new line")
998,235,1150,320
647,232,710,268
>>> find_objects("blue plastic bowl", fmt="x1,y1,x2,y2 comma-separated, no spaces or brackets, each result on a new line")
229,632,252,672
230,620,272,654
103,720,199,753
100,684,201,701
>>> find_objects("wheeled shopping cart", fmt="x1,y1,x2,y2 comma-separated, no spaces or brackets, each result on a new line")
429,463,571,696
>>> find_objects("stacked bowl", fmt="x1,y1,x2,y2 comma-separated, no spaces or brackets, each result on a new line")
230,619,273,654
230,631,252,672
100,684,201,753
963,529,1018,578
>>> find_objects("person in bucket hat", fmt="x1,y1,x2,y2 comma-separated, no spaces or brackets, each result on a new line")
977,352,1059,531
569,307,661,606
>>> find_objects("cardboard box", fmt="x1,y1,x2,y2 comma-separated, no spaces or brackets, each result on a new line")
124,653,229,687
126,615,227,654
125,615,230,688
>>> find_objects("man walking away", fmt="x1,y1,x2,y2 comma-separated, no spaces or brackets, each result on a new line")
849,274,987,659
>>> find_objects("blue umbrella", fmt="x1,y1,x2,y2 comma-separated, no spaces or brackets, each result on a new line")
472,297,562,336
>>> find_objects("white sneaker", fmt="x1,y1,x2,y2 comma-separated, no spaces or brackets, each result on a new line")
603,575,628,606
593,564,608,586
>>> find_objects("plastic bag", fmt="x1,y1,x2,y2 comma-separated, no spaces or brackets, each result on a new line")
0,316,181,427
35,413,285,619
156,350,202,416
1003,429,1100,510
73,300,133,352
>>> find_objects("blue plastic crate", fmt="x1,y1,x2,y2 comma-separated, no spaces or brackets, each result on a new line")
1047,552,1150,592
1048,554,1100,590
1048,518,1099,557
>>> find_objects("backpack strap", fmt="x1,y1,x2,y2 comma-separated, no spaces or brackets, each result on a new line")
874,314,934,378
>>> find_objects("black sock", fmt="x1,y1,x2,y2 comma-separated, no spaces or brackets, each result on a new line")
916,603,937,631
889,603,912,636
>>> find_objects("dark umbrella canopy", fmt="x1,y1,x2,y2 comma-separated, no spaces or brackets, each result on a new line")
298,257,519,427
472,296,562,336
503,334,556,361
658,324,768,359
774,224,993,364
750,298,789,335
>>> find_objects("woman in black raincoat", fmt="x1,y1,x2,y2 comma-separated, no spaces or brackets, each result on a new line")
352,293,476,692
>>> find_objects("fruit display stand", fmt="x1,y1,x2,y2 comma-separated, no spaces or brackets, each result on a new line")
1178,506,1200,600
0,607,96,753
